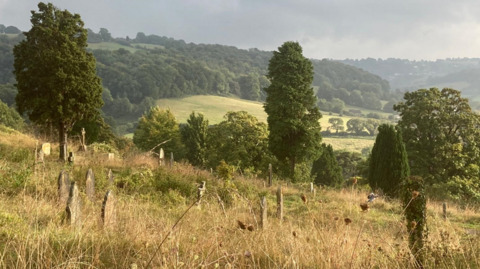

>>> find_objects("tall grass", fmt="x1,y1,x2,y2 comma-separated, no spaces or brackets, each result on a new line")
1,133,480,268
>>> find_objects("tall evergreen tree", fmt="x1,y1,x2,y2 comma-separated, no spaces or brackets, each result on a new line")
368,124,410,197
311,144,343,187
13,2,103,161
264,41,322,177
181,112,209,167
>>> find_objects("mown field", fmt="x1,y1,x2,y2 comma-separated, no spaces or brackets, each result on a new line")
1,126,480,268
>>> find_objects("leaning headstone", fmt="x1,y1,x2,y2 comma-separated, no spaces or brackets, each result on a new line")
66,181,81,226
86,168,95,202
277,186,283,221
107,169,114,187
41,143,51,156
58,170,70,206
102,190,116,229
260,196,267,228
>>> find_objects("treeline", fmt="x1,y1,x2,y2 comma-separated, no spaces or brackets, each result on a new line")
340,57,480,90
0,28,391,134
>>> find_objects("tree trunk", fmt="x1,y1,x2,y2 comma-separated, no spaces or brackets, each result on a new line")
290,156,296,179
59,122,68,162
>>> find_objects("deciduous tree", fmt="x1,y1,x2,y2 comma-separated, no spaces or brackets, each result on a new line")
328,117,344,133
13,2,103,160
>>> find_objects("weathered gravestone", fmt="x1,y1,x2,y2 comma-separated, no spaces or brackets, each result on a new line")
260,196,267,228
41,143,51,156
79,128,87,151
159,148,165,166
170,152,174,167
268,163,272,187
58,170,70,206
66,181,81,226
102,190,116,229
68,152,75,164
277,186,283,221
107,169,114,187
86,168,95,202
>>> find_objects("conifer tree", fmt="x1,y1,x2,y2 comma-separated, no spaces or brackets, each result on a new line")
368,124,410,197
13,2,103,161
264,41,322,177
311,144,343,187
181,112,209,167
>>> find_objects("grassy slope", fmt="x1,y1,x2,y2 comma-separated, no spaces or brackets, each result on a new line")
1,126,480,268
156,95,380,152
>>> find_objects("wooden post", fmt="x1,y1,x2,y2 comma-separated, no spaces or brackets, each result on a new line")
276,186,283,221
443,202,447,219
268,163,272,187
260,196,267,228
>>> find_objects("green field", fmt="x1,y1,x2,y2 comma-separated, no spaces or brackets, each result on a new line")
132,43,165,49
87,42,138,52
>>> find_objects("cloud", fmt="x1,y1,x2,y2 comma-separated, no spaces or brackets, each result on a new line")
2,0,480,60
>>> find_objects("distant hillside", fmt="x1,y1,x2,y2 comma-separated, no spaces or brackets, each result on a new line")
340,57,480,91
0,28,391,134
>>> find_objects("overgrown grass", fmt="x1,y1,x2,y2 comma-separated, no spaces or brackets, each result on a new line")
2,128,480,268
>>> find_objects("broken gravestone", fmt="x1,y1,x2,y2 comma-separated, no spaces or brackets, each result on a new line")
58,170,70,206
66,181,81,226
102,190,116,229
86,168,95,202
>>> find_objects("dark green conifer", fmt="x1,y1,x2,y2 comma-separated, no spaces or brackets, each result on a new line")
368,124,410,197
311,144,343,187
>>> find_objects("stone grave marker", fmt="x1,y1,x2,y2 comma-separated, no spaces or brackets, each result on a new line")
66,181,81,226
86,168,95,202
102,190,116,229
108,169,114,187
159,148,165,166
41,143,51,156
68,152,75,164
260,196,267,228
58,170,70,206
170,152,174,167
107,153,114,161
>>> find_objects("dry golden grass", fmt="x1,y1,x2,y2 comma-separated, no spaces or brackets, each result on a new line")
1,130,480,268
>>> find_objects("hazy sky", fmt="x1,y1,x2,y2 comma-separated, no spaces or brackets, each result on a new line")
2,0,480,60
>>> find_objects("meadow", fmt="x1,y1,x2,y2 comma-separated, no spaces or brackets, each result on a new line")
1,126,480,268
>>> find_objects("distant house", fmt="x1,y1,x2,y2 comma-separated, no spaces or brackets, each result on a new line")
349,109,362,116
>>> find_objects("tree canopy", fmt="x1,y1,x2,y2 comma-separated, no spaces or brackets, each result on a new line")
13,2,103,160
264,41,322,177
311,144,343,187
181,112,209,167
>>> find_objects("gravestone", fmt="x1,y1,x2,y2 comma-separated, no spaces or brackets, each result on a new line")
170,152,174,167
68,152,75,164
260,196,267,228
102,190,116,228
107,169,114,187
310,182,314,193
277,186,283,221
41,143,51,156
159,148,165,166
197,181,206,205
66,181,81,226
107,153,114,161
37,150,45,163
86,168,95,202
58,170,70,206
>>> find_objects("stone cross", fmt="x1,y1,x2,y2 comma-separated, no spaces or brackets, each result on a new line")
260,196,267,228
102,190,116,229
66,181,81,226
277,186,283,221
268,163,272,187
58,170,70,206
86,168,95,202
80,128,87,151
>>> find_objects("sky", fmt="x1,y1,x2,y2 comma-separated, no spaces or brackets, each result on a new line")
2,0,480,60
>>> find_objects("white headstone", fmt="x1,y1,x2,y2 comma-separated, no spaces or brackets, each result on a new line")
42,143,51,156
